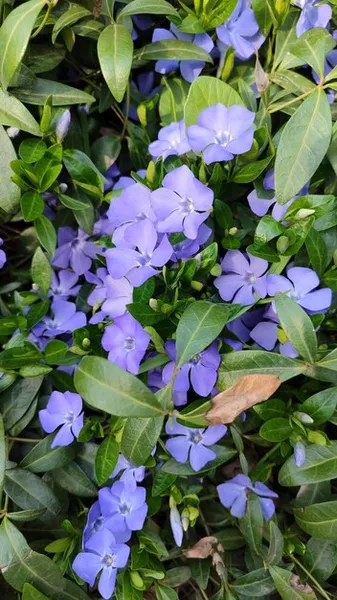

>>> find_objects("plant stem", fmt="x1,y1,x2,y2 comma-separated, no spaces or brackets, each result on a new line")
291,555,331,600
268,88,314,114
121,83,131,139
8,437,40,443
30,3,53,39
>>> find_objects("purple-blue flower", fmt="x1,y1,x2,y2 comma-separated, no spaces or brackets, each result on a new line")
49,270,81,299
267,267,332,313
165,419,227,471
55,109,71,141
294,0,331,37
52,227,103,275
216,0,264,61
83,501,132,547
73,529,130,600
99,475,148,533
0,238,6,269
249,305,298,358
217,474,278,520
162,341,221,400
247,169,310,220
149,121,191,161
106,220,173,287
152,24,213,82
102,312,150,374
86,268,133,324
152,165,213,240
39,391,84,448
187,103,255,165
172,224,211,261
31,299,86,347
107,182,156,247
214,250,268,305
294,442,306,467
170,505,183,547
110,454,146,483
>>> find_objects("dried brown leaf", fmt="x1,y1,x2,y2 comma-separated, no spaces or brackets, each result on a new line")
184,536,219,559
206,374,281,424
255,50,270,93
290,575,314,594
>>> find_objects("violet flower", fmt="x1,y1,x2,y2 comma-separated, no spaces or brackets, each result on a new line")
187,103,255,165
49,270,81,299
39,391,84,448
103,163,120,193
217,474,278,520
162,340,221,400
249,305,299,358
55,109,71,141
294,0,331,37
267,266,332,312
102,312,150,374
32,299,86,344
99,475,148,533
83,501,132,547
110,454,146,483
86,268,133,324
152,165,213,240
107,182,156,247
0,238,6,269
73,529,130,600
106,220,173,287
214,250,268,305
247,169,310,220
149,120,191,161
216,0,265,61
172,224,211,261
152,24,213,82
165,419,227,471
170,505,183,547
52,227,103,275
294,442,306,467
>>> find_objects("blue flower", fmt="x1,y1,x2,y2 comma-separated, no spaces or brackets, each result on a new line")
98,474,148,533
217,474,278,520
216,0,264,61
165,418,227,471
39,391,84,448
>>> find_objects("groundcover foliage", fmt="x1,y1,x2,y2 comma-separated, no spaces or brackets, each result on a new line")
2,0,337,598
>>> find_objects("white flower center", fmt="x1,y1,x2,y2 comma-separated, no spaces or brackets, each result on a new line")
124,336,136,351
179,196,194,213
215,130,232,146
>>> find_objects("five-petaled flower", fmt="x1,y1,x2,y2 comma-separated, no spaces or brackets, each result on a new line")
214,250,268,305
149,120,191,161
216,0,265,60
217,474,278,519
102,312,150,374
39,391,84,448
165,419,227,472
99,474,148,533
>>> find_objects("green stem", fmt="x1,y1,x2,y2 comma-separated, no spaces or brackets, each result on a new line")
121,83,131,139
8,437,40,443
291,555,331,600
268,88,314,114
253,442,281,466
79,108,90,157
30,3,53,39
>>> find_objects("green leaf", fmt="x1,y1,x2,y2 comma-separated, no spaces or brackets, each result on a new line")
176,301,243,366
21,190,44,222
0,518,90,599
162,445,236,475
8,508,46,522
218,351,305,388
52,4,91,43
253,398,287,421
74,356,164,417
289,28,335,79
191,559,210,590
155,583,179,600
19,364,52,378
31,247,52,295
4,468,61,521
0,415,5,508
159,77,190,125
275,89,332,204
184,76,243,127
231,568,275,596
200,0,237,28
0,126,20,221
121,415,164,466
273,9,298,69
233,156,273,184
58,193,91,211
23,583,49,600
118,0,178,19
0,376,43,431
35,215,57,257
20,434,75,473
135,41,212,66
252,0,278,36
240,495,263,555
279,443,337,486
274,294,317,363
269,566,316,599
15,78,95,106
95,434,119,485
260,418,293,442
301,386,337,424
152,471,176,497
0,0,46,90
19,139,46,163
302,537,337,582
44,340,68,365
304,347,337,383
305,227,328,276
51,461,97,497
295,501,337,540
266,522,284,566
63,149,105,198
98,24,133,103
91,134,121,173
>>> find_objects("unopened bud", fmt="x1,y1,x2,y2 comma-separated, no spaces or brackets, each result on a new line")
149,298,158,311
181,508,190,531
7,127,20,138
82,338,91,349
228,227,238,236
277,235,289,254
55,109,71,141
59,182,68,193
129,571,145,590
211,264,222,276
146,161,155,184
294,208,315,220
293,411,314,424
191,280,203,291
32,283,39,291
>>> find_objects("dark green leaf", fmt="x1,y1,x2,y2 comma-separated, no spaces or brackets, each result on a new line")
98,24,133,103
44,340,69,365
240,495,263,556
95,434,119,485
58,193,90,211
155,583,179,600
31,247,52,295
279,443,337,486
121,416,164,466
135,41,212,66
4,468,61,521
0,375,43,431
15,78,95,106
302,537,337,582
118,0,178,19
266,522,284,566
218,351,305,388
301,386,337,424
260,417,293,442
0,415,5,508
51,461,97,497
305,227,328,276
274,294,317,363
19,139,46,163
0,126,20,221
269,565,316,599
20,434,75,473
52,4,91,43
21,191,44,222
63,149,105,198
231,568,275,596
35,215,57,257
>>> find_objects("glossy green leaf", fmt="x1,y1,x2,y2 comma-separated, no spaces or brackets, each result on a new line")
159,77,190,125
301,386,337,424
152,471,176,497
98,24,133,103
240,495,263,555
260,417,293,442
74,356,164,417
231,568,275,596
274,294,317,363
118,0,178,19
275,89,332,204
218,351,305,388
35,215,57,256
52,4,91,43
20,434,75,473
15,78,95,105
95,434,119,485
0,126,20,222
0,0,46,90
21,190,44,222
4,468,61,521
19,139,46,163
58,193,90,211
302,537,337,582
63,149,105,198
184,76,243,126
289,28,335,79
8,508,46,522
121,415,164,466
23,583,49,600
51,461,97,497
252,0,278,36
269,566,316,599
176,301,243,366
44,340,69,365
279,443,337,486
0,415,5,508
305,227,328,276
0,376,43,431
91,134,121,173
266,522,284,566
31,247,52,295
155,583,179,600
295,501,337,540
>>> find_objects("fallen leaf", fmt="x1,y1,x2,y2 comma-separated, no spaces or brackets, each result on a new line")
290,575,314,595
255,49,270,93
206,374,281,424
184,536,220,559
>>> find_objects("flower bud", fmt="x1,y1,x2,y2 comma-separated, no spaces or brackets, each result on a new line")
210,264,222,277
7,127,20,138
293,411,314,424
149,298,158,311
228,227,238,236
277,235,289,254
55,109,71,141
191,280,203,291
181,508,190,531
294,208,315,220
82,338,91,349
130,571,145,590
